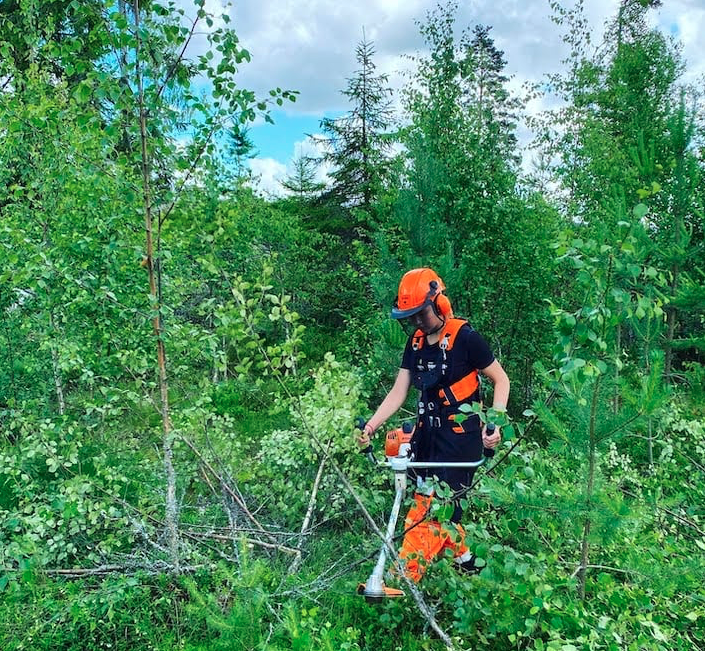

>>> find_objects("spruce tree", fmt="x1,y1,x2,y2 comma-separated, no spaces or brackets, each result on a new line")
281,153,326,200
317,35,394,215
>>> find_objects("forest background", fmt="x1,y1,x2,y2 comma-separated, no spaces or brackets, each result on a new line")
0,1,703,650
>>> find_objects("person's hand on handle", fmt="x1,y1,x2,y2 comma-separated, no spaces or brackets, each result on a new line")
357,422,374,448
482,422,501,458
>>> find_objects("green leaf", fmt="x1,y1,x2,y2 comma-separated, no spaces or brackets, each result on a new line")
633,203,648,219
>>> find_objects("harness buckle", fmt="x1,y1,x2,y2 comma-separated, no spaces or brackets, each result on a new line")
439,333,451,351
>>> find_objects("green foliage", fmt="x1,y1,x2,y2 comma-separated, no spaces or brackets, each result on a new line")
0,415,132,575
0,571,207,651
0,2,703,650
251,353,384,525
538,0,704,377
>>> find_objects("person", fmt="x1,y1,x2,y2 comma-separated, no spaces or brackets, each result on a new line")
358,267,510,582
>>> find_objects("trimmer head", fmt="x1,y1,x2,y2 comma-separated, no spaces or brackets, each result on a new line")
357,582,405,602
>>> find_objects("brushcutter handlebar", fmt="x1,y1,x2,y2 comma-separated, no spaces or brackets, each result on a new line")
355,417,378,464
483,422,497,458
384,457,485,472
356,417,486,469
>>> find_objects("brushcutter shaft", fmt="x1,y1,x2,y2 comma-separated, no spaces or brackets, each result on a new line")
384,458,485,471
363,482,406,601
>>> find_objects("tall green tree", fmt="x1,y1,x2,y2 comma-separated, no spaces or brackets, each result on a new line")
538,0,704,379
317,35,395,217
387,2,559,404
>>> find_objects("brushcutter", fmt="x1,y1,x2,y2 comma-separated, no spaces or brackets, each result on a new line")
355,419,489,603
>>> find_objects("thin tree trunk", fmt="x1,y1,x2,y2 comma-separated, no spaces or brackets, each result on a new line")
664,300,677,381
49,312,65,416
578,379,600,600
613,325,621,414
664,260,680,381
289,450,329,574
133,0,179,572
647,418,654,468
2,315,17,403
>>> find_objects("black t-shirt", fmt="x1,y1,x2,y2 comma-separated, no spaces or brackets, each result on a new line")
400,322,496,482
400,323,495,382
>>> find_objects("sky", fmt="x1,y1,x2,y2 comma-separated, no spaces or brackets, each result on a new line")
197,0,705,196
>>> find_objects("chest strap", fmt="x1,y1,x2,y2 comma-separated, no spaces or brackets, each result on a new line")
438,370,480,408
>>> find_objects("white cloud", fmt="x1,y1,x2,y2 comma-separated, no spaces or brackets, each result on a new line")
174,0,703,124
227,0,703,113
175,0,703,113
176,0,704,194
247,134,334,197
247,157,288,198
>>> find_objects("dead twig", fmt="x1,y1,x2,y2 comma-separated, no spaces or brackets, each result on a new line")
179,433,287,550
183,530,298,555
289,443,331,574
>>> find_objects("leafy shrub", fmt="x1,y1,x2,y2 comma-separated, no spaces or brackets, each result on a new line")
0,415,131,574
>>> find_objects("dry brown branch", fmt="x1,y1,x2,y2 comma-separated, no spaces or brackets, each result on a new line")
180,435,272,536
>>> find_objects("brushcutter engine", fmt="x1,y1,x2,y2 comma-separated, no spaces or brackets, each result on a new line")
384,421,414,459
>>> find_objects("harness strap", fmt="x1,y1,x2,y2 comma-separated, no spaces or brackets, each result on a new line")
411,318,467,353
438,371,480,407
411,318,481,436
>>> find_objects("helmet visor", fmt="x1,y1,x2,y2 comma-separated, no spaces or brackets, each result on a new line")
390,298,433,320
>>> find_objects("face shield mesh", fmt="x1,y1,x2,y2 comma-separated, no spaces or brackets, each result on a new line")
397,316,420,337
396,305,444,337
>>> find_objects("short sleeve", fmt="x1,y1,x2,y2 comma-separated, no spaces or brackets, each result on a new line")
457,325,495,370
400,336,414,370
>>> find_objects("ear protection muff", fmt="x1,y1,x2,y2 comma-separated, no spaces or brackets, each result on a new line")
428,280,453,318
434,293,453,318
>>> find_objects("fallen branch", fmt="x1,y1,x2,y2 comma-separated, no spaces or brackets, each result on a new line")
568,562,645,579
179,433,285,548
183,529,299,555
6,563,210,578
289,443,330,574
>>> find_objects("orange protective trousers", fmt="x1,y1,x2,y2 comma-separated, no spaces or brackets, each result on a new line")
398,493,468,582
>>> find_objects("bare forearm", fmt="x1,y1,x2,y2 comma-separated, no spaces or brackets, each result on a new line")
492,376,510,411
368,393,405,432
481,360,510,412
367,369,411,433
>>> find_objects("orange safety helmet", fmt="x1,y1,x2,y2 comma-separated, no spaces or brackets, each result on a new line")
391,268,453,320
